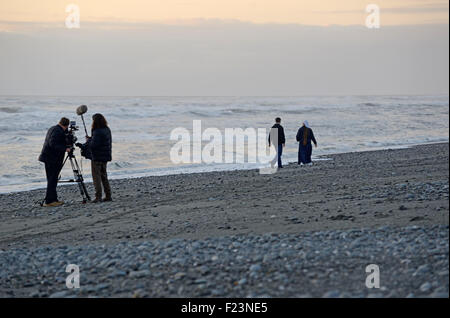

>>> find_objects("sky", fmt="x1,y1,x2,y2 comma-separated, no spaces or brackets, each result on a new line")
0,0,448,96
1,0,449,26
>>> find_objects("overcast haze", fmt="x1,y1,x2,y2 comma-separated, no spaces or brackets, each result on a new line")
0,0,448,96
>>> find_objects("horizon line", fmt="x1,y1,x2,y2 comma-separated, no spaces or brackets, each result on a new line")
0,18,449,29
0,93,449,98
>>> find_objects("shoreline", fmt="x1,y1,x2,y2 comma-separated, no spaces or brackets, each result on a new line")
1,140,448,195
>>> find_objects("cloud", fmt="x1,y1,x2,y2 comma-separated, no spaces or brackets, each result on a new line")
382,2,449,14
0,21,448,96
314,1,449,14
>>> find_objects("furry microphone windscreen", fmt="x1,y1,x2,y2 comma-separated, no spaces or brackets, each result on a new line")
76,105,88,115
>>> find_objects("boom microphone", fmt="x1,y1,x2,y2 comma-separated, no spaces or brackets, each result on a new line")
76,105,89,137
76,105,88,116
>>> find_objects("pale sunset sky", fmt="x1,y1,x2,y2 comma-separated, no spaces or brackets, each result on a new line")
0,0,448,95
0,0,449,26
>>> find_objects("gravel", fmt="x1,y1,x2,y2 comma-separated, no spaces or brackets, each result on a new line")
0,225,448,298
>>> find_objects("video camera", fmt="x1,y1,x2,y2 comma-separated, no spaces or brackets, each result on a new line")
66,121,79,149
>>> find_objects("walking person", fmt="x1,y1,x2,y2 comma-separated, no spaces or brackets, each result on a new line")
39,118,71,207
268,117,286,168
87,113,112,203
296,120,317,165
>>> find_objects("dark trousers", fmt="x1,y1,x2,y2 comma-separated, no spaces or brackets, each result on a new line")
277,144,283,167
271,144,283,168
298,143,312,164
91,161,112,199
44,161,62,204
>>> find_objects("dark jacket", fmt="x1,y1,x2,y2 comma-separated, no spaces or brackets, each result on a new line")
88,127,112,162
296,126,317,146
268,123,286,146
39,125,67,164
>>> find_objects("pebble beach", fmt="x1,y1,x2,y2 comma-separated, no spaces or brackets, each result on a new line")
0,143,448,298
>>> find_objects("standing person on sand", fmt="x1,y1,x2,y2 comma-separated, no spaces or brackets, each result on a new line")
39,117,72,207
268,117,286,168
87,113,113,203
296,120,317,166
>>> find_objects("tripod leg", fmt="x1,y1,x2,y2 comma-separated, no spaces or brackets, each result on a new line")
81,182,91,202
69,156,91,203
57,154,70,182
75,157,91,202
75,158,91,201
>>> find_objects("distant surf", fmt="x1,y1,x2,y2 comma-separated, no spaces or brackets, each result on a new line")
0,95,448,193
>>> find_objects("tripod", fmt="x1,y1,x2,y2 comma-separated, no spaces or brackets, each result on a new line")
59,148,91,204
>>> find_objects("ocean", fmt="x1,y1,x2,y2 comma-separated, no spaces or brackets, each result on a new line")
0,95,448,193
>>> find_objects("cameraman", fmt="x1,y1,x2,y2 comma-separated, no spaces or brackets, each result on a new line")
39,118,71,207
86,113,112,203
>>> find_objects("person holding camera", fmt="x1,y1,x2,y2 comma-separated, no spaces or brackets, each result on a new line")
86,113,112,203
39,117,71,207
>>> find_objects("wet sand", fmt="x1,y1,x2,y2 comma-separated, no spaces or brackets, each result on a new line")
0,143,448,249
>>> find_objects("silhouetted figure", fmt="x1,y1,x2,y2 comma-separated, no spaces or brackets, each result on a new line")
268,117,286,168
296,120,317,165
39,118,71,207
86,113,112,203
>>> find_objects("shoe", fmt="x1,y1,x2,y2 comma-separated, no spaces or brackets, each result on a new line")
91,198,102,203
103,197,113,202
43,201,64,207
307,162,313,166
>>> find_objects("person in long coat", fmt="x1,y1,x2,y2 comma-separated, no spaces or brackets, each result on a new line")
296,120,317,165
